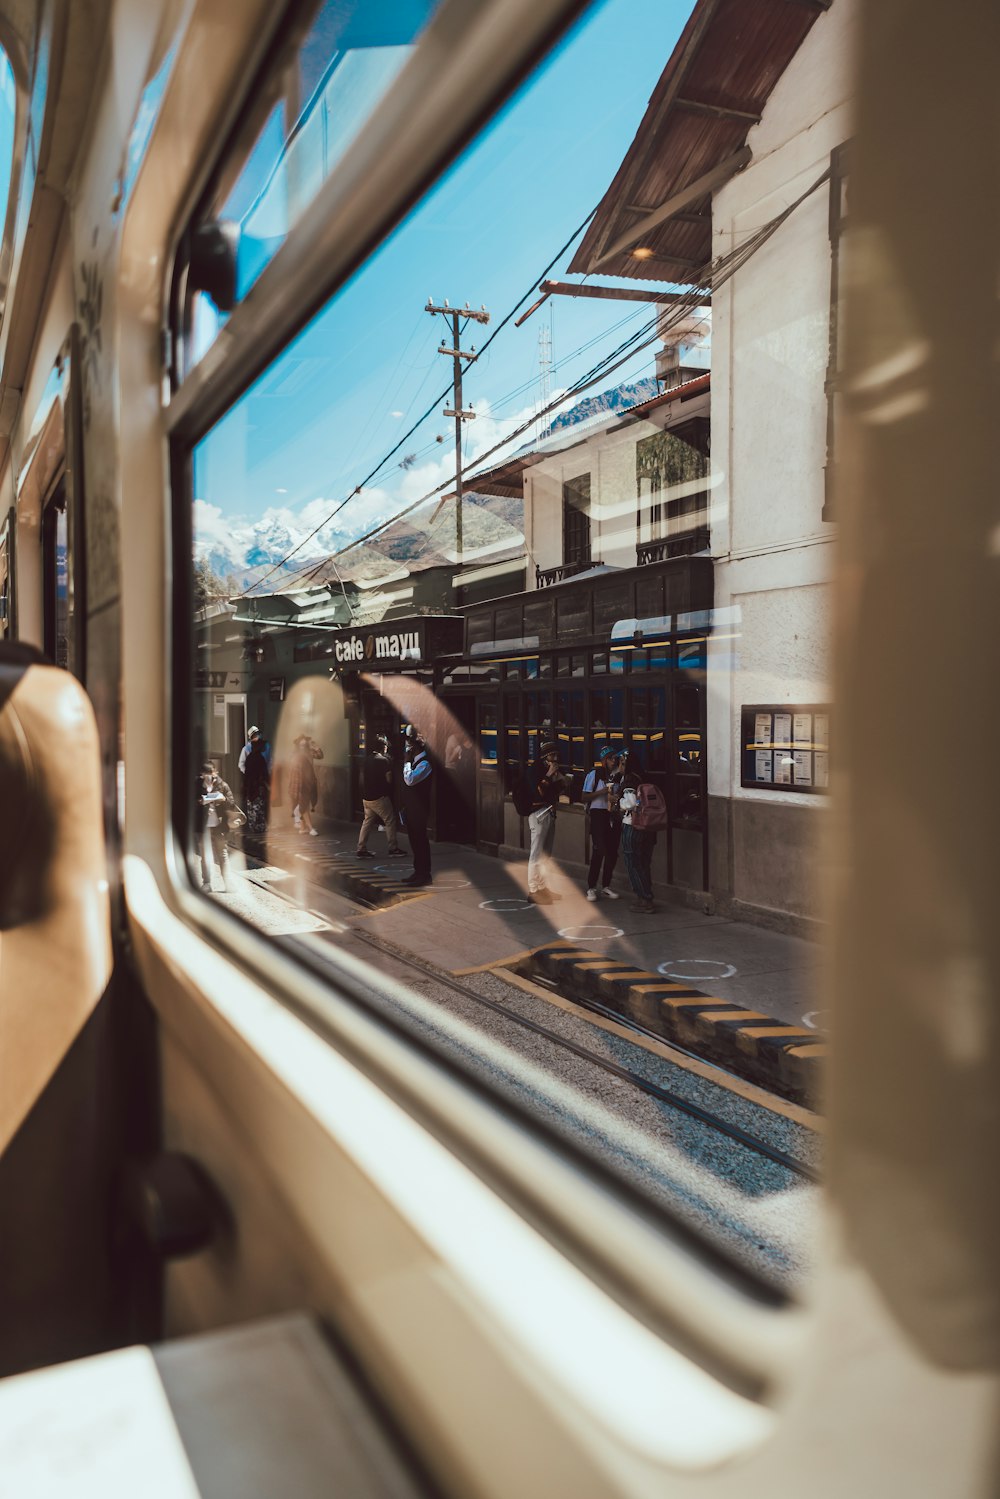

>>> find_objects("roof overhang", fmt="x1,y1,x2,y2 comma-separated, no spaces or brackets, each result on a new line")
568,0,831,285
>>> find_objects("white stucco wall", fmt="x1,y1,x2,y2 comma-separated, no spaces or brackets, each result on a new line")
524,414,685,582
707,0,856,805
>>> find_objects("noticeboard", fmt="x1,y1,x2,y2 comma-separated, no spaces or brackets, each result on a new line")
741,704,829,795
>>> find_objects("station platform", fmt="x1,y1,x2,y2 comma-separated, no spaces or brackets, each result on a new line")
236,817,828,1106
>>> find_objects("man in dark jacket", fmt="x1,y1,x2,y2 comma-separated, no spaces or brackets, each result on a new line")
356,734,406,859
196,762,235,893
401,726,433,887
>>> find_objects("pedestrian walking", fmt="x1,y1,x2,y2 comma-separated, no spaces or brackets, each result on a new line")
401,726,433,886
581,745,622,902
527,741,568,904
243,736,271,849
197,761,235,893
614,750,657,913
356,734,406,859
288,733,323,836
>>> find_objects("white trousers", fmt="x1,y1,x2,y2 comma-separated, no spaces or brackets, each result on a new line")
527,806,556,892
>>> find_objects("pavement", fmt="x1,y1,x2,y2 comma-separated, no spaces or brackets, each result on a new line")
231,817,828,1035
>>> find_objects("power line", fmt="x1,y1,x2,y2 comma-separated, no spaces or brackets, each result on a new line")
246,205,598,595
324,172,830,565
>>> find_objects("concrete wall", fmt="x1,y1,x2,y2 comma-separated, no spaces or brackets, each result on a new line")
706,0,857,929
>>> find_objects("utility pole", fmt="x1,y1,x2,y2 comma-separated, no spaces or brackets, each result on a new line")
537,317,552,442
426,298,490,560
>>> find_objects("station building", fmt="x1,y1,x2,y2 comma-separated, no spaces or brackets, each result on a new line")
197,0,854,939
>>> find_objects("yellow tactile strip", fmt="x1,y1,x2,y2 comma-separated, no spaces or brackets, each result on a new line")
519,942,825,1107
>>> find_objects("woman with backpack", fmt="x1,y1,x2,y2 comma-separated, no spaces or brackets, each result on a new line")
612,749,661,914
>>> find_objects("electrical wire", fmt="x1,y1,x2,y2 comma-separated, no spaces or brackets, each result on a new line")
245,166,828,593
321,174,829,564
245,205,598,594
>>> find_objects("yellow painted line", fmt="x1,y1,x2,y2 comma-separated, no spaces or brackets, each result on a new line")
738,1025,815,1039
628,981,711,996
452,941,578,977
571,959,634,972
698,1009,773,1024
493,968,822,1131
597,969,666,984
656,994,733,1012
351,892,433,917
787,1044,828,1058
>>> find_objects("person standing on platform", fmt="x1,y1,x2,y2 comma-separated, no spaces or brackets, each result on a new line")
196,761,235,893
527,741,568,905
615,750,657,914
288,733,323,837
356,734,406,860
243,736,271,852
581,745,622,902
401,726,433,886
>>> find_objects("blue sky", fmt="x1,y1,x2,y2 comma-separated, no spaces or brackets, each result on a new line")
194,0,696,573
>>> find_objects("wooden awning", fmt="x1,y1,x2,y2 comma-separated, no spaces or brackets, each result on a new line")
569,0,830,284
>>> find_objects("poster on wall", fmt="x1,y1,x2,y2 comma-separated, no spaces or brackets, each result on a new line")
741,704,830,795
755,750,773,782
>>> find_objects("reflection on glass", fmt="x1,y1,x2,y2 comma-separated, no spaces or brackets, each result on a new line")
184,0,834,1289
191,0,441,363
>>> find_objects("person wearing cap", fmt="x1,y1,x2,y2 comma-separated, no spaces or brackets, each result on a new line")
238,726,260,776
527,741,568,904
401,725,434,886
581,745,623,902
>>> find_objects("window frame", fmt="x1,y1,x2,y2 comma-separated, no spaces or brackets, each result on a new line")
160,0,802,1395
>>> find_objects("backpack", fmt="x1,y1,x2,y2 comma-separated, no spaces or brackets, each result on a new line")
511,772,535,818
631,782,669,832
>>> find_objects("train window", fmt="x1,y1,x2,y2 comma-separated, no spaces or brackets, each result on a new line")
177,0,443,374
175,0,831,1300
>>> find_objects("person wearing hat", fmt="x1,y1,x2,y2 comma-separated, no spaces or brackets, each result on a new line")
526,741,569,904
581,745,623,902
238,725,261,776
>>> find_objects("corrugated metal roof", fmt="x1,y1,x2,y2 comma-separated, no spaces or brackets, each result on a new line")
569,0,830,284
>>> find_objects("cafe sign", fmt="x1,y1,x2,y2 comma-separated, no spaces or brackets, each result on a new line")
332,625,422,666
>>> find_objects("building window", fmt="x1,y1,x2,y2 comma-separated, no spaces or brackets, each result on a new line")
636,424,710,561
562,474,591,569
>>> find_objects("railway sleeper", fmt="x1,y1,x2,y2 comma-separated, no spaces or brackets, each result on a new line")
519,942,825,1108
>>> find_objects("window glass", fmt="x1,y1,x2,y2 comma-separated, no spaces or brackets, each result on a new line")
180,0,830,1292
184,0,442,369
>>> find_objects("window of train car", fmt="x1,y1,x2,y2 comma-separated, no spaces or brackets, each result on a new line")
177,0,442,374
175,0,838,1295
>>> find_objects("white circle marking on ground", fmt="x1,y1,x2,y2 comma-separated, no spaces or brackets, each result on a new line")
802,1010,828,1030
558,924,624,943
657,958,738,980
479,897,534,913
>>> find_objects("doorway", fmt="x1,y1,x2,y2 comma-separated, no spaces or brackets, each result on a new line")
438,694,476,845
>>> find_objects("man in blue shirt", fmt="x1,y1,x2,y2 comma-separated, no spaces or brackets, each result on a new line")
401,726,433,886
